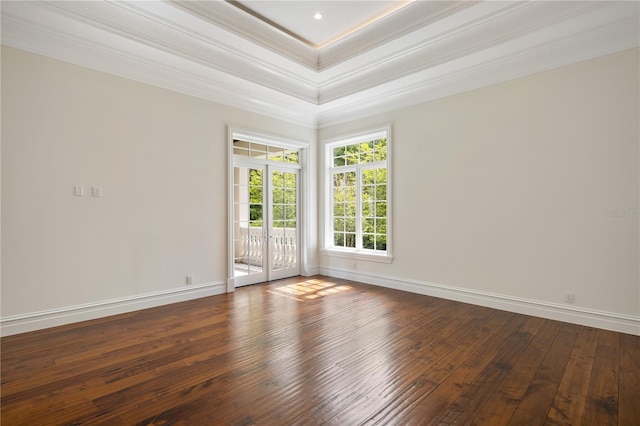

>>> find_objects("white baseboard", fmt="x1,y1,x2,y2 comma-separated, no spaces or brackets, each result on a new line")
319,267,640,336
5,271,637,337
0,281,226,337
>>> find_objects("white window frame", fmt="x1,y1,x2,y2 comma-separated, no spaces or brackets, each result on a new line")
321,126,393,263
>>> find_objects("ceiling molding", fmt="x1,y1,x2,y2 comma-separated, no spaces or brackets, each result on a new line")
1,1,638,130
317,1,614,103
318,0,475,70
317,12,640,128
0,3,320,128
41,1,320,102
171,0,319,71
225,0,316,48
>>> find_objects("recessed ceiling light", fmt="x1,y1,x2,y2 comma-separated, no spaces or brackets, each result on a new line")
314,12,323,20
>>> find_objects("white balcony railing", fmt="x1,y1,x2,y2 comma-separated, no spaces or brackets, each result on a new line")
236,227,296,268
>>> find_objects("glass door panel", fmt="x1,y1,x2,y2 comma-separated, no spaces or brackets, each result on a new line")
270,170,299,279
233,165,267,286
232,163,300,286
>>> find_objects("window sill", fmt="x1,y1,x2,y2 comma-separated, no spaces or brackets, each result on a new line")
320,248,393,263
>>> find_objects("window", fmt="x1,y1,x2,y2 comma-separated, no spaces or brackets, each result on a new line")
233,140,299,163
323,127,392,262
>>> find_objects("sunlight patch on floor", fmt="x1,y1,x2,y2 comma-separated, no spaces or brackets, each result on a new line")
269,279,353,301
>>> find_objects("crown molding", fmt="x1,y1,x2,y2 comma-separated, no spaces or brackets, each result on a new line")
317,13,640,128
1,1,638,130
318,1,604,103
40,1,320,102
318,0,475,70
0,4,319,128
172,0,319,71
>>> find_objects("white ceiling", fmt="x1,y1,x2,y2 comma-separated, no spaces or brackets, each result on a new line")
234,1,411,47
1,1,638,129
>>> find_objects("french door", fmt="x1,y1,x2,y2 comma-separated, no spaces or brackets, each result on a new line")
232,162,300,287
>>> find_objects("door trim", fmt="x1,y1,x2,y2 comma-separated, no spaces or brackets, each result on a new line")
227,127,310,292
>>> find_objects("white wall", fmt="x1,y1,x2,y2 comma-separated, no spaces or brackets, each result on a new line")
2,45,638,335
1,46,316,328
319,49,639,333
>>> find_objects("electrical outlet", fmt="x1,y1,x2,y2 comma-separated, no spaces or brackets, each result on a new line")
564,292,575,304
186,275,193,285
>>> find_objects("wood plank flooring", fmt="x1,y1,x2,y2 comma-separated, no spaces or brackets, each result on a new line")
1,275,638,425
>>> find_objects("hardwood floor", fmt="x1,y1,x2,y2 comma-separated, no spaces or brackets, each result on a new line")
1,275,638,425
